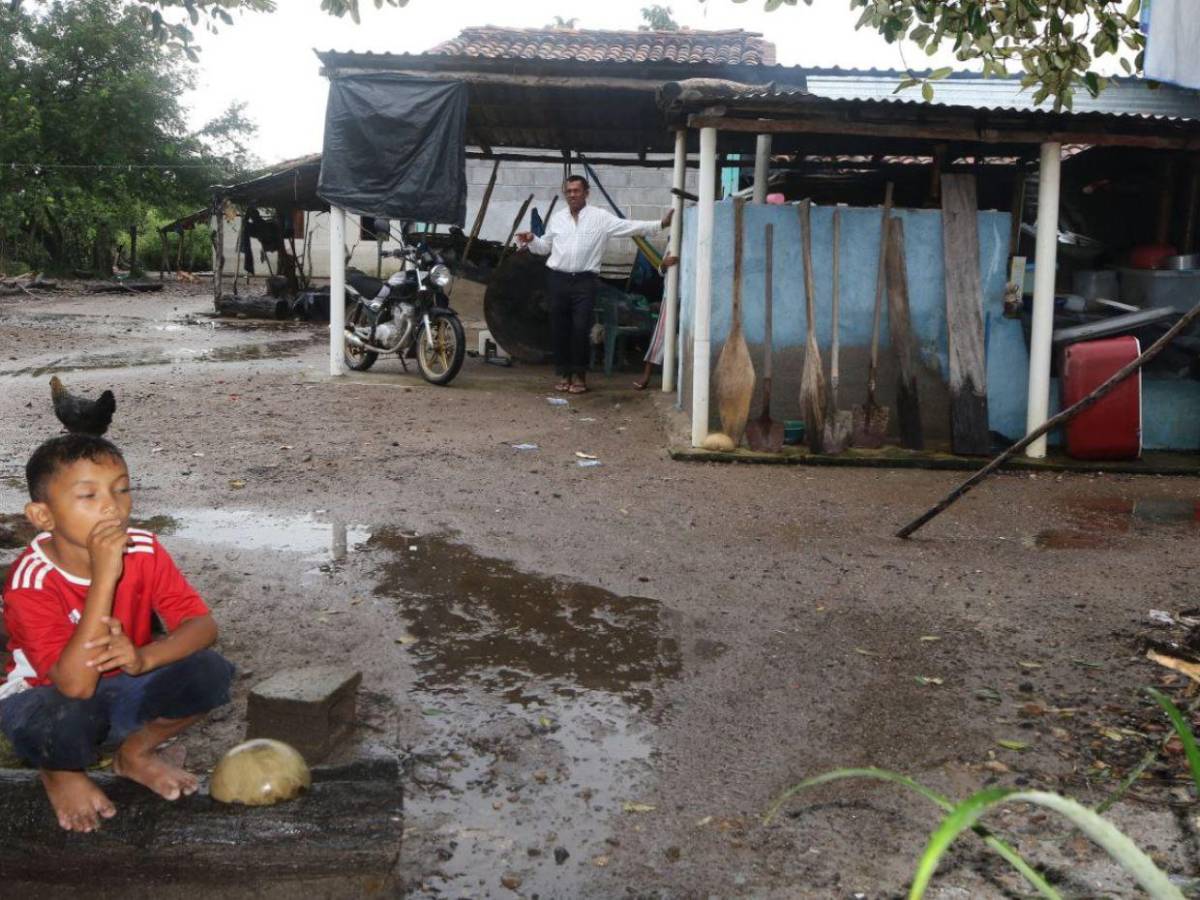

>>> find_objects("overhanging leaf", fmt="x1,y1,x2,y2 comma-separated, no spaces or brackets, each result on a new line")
1146,687,1200,797
765,768,1060,899
909,789,1182,899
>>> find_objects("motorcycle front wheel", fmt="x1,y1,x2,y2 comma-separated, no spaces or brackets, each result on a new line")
344,301,378,372
416,313,466,385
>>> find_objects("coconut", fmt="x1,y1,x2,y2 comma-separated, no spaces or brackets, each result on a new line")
210,738,312,806
701,432,736,452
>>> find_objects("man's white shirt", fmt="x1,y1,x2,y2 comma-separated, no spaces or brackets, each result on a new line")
526,205,663,274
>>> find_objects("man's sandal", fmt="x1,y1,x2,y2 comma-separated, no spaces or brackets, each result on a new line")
569,383,590,394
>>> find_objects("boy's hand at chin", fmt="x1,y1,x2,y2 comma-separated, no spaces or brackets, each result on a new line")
88,518,129,583
84,616,146,675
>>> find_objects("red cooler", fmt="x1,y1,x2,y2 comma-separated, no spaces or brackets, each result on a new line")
1061,336,1142,460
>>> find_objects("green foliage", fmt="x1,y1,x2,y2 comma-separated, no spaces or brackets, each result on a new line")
0,0,255,273
764,767,1061,899
318,0,409,27
1146,687,1200,797
136,220,213,271
911,789,1180,899
727,0,1144,111
640,5,679,31
768,689,1197,897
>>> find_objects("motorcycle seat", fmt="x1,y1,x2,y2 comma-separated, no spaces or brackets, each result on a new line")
347,269,385,300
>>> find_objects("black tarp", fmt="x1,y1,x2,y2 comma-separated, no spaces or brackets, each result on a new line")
318,75,467,225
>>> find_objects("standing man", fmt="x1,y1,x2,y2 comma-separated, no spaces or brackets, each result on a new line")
516,175,672,394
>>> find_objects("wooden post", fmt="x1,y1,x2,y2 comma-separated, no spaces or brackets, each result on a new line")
663,127,686,394
1183,155,1200,253
1009,166,1027,259
886,218,923,449
941,174,990,455
213,199,225,302
231,209,245,297
752,134,771,203
464,158,500,264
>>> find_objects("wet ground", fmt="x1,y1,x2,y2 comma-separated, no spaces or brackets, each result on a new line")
2,281,1200,897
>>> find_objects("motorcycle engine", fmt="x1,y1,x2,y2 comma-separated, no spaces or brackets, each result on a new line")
374,320,401,349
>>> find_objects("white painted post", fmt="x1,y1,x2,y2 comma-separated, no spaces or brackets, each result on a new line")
663,128,686,394
329,205,347,377
752,134,772,204
691,126,718,448
1025,142,1062,458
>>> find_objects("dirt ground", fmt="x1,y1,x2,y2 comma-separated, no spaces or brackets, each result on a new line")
2,280,1200,898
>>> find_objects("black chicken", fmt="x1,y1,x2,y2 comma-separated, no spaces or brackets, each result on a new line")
49,376,115,436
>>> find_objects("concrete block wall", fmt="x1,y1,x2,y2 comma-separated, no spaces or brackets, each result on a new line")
219,152,697,279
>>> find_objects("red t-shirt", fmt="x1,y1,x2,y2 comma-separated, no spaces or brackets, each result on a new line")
1,528,209,696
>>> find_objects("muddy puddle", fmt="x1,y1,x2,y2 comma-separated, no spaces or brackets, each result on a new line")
0,509,368,574
365,527,680,897
1026,497,1199,550
0,506,681,895
0,337,319,377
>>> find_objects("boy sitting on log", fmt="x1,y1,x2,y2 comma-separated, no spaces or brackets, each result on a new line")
1,435,233,832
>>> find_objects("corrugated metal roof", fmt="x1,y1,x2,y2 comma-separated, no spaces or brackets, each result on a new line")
804,69,1200,122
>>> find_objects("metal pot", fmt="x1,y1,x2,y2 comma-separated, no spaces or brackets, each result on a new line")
1160,253,1200,271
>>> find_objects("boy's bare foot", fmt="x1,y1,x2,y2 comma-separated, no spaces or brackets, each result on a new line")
113,743,198,800
40,770,116,832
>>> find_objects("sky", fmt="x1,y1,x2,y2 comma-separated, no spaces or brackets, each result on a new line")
185,0,964,164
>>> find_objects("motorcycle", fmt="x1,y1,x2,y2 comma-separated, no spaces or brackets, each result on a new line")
342,242,466,385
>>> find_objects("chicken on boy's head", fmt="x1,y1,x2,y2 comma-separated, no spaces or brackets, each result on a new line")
24,435,129,548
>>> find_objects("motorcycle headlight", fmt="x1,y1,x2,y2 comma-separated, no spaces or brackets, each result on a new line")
430,264,453,290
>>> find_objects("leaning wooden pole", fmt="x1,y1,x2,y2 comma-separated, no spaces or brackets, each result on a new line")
897,297,1200,539
463,158,500,265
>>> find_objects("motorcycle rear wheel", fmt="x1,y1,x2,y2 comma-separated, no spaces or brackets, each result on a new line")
344,301,378,371
416,313,465,385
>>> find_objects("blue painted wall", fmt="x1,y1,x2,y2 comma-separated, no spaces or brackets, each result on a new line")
676,200,1200,451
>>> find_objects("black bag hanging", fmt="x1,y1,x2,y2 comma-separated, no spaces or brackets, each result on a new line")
319,75,468,226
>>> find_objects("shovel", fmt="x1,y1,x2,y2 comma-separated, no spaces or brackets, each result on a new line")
798,199,826,453
822,208,852,453
852,182,894,448
746,224,783,452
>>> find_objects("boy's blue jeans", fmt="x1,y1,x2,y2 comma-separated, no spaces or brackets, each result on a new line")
0,649,234,769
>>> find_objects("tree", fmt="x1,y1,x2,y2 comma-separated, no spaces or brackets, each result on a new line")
735,0,1145,111
640,4,679,31
549,15,579,29
10,0,408,57
0,0,256,272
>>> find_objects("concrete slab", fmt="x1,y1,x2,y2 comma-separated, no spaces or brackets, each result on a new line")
247,665,362,763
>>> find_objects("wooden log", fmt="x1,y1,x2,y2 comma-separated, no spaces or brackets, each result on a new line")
0,757,402,891
941,174,990,455
85,282,164,295
215,293,289,319
885,218,923,450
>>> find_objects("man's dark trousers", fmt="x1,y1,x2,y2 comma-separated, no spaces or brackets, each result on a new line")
547,268,598,377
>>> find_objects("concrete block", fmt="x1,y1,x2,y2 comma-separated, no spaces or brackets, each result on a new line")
247,665,362,763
